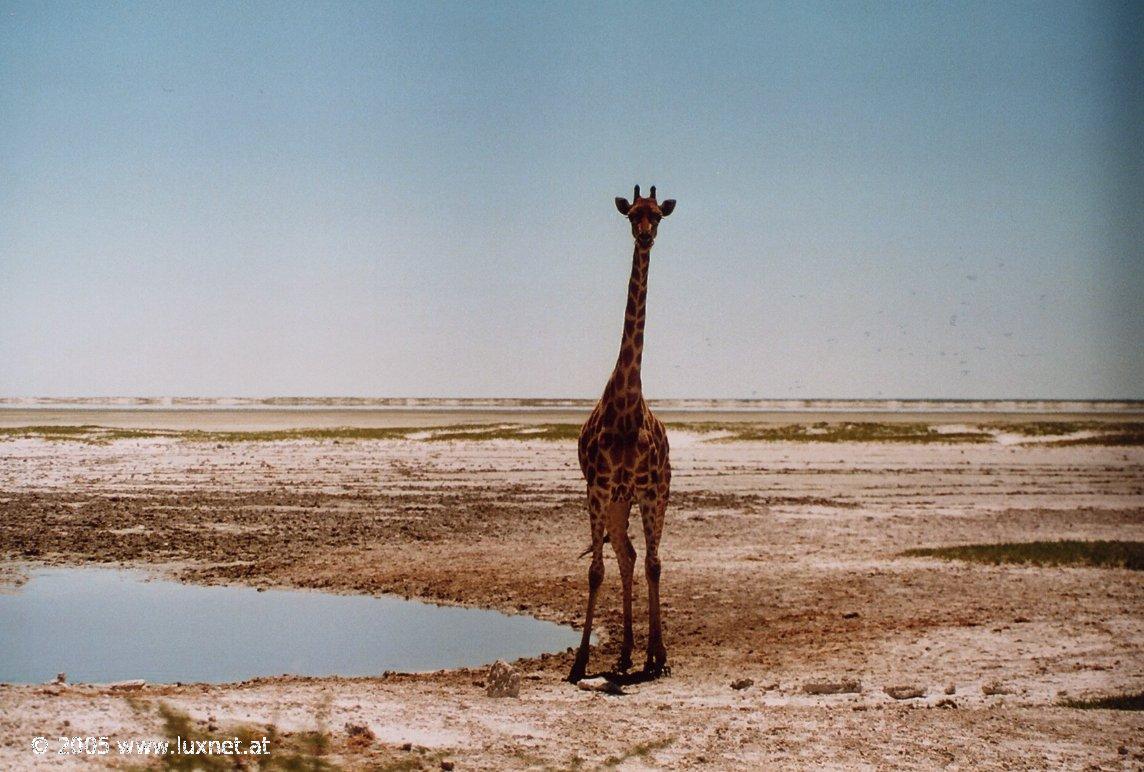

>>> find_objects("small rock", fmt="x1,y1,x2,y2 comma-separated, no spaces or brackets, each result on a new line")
54,672,67,685
485,660,520,698
1119,746,1128,756
945,683,956,695
803,681,861,695
440,761,455,771
982,681,1012,696
730,678,754,691
884,686,926,700
401,742,413,751
935,699,958,709
345,723,375,741
577,677,625,695
108,679,146,692
842,611,860,619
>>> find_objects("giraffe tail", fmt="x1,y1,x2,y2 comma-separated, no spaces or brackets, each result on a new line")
577,534,610,558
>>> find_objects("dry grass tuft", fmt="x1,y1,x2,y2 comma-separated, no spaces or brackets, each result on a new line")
903,540,1144,571
1060,692,1144,710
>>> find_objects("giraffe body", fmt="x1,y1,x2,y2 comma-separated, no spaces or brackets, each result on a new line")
568,185,676,683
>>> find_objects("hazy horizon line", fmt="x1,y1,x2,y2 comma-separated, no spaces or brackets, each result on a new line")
3,396,1142,405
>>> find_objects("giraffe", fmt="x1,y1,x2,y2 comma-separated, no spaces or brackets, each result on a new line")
568,184,677,684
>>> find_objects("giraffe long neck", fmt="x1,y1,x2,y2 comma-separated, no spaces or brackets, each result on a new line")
603,243,651,434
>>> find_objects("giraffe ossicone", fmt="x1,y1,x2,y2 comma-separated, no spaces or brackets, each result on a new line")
568,185,676,684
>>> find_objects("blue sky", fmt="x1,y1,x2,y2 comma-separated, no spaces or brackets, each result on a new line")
1,1,1140,398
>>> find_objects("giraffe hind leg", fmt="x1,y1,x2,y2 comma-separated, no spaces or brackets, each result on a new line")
568,490,606,683
640,489,669,677
605,499,635,672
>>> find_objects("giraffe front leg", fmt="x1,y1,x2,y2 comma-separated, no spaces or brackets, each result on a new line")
605,500,635,673
568,494,606,683
641,492,669,677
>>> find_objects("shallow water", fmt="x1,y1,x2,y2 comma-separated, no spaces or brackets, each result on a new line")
0,568,580,684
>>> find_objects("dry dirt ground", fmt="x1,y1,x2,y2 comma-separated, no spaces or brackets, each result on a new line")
1,418,1142,769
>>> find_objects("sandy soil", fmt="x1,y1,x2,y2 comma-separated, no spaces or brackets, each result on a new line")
1,419,1142,769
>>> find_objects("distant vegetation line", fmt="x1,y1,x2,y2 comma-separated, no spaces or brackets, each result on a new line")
2,396,1143,411
1,421,1142,445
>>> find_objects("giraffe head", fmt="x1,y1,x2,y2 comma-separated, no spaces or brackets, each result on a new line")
614,185,676,249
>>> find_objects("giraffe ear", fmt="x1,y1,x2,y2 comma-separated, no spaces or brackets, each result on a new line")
659,199,676,217
615,197,632,215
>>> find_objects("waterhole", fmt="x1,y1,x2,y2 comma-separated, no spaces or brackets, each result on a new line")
0,567,581,684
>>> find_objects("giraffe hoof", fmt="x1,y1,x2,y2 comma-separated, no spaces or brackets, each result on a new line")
567,663,587,684
614,655,632,673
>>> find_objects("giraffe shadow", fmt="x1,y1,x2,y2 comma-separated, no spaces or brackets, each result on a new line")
590,668,669,687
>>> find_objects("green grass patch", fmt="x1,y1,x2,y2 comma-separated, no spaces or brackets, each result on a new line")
190,424,583,443
980,421,1144,445
0,424,106,438
188,427,415,442
423,423,582,441
980,421,1142,436
0,423,584,444
141,702,335,771
0,425,171,443
982,421,1093,436
101,429,171,440
1045,430,1144,447
903,540,1144,570
674,421,993,443
1060,691,1144,710
9,419,1140,445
